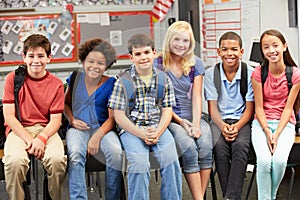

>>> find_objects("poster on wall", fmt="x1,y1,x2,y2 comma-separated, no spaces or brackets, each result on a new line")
0,14,76,66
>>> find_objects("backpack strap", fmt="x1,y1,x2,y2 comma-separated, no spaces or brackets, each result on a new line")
286,66,293,93
14,64,27,121
240,62,248,102
214,62,248,101
118,70,136,117
261,64,269,90
261,65,293,94
213,63,222,97
155,70,166,107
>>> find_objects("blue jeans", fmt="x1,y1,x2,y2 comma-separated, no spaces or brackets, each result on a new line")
66,128,123,200
252,120,295,200
168,119,213,173
211,119,251,199
120,129,182,200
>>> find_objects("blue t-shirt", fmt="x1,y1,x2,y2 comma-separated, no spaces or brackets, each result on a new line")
156,56,205,120
66,71,116,130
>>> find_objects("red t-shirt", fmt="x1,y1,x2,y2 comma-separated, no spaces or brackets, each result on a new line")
252,66,300,124
2,70,64,134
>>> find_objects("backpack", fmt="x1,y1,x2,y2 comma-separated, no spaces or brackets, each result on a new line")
261,65,300,120
59,70,79,139
117,68,166,117
214,62,248,102
0,64,27,149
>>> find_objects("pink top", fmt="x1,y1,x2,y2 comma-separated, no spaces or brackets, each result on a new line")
252,66,300,125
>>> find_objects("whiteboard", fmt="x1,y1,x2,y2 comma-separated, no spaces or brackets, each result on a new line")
200,1,260,67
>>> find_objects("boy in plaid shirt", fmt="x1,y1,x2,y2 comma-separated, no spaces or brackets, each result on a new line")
109,33,182,200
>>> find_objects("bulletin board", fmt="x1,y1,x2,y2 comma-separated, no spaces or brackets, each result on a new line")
201,1,260,67
0,14,76,66
76,11,153,59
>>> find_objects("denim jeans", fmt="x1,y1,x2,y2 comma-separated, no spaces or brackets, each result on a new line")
168,119,213,173
120,128,182,200
211,119,251,199
252,120,295,200
66,128,123,200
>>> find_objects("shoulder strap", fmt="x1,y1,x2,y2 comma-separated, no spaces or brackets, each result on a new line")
118,70,136,116
69,70,78,96
240,62,248,101
213,62,221,97
261,64,268,90
14,64,27,121
156,70,166,107
286,66,293,93
214,62,248,101
188,66,195,84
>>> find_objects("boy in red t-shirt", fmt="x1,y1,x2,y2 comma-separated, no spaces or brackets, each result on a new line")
2,34,67,200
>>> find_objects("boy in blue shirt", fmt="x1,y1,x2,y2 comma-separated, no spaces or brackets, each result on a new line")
204,31,254,200
109,33,182,200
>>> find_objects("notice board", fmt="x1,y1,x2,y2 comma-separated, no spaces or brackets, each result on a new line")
76,11,153,59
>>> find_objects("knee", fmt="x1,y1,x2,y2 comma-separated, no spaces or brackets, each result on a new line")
67,146,86,163
257,158,271,172
3,155,29,172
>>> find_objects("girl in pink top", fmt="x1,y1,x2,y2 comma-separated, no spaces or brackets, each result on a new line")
251,29,300,200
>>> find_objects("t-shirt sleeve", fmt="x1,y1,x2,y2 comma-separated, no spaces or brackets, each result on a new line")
204,67,218,101
251,65,262,83
194,56,205,77
292,66,300,85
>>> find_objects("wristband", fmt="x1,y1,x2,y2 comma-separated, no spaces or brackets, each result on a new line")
36,135,47,145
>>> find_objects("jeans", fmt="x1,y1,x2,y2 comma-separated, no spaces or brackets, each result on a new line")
211,119,251,199
252,120,295,200
66,128,123,200
120,128,182,200
168,118,213,173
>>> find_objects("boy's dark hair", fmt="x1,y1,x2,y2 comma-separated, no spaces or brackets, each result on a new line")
260,29,297,67
23,34,51,57
218,31,243,48
78,38,117,69
127,33,154,55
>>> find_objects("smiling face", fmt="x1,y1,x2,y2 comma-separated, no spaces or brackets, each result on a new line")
217,39,244,68
170,31,191,57
83,51,107,79
261,34,287,65
130,46,156,76
23,47,51,78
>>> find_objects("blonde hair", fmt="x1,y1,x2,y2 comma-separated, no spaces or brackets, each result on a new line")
159,21,195,76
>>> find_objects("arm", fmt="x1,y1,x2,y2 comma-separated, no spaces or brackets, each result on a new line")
3,103,33,148
114,109,147,140
191,75,203,138
251,77,273,151
88,108,116,155
207,100,232,141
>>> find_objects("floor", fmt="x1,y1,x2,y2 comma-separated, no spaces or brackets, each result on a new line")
1,163,300,200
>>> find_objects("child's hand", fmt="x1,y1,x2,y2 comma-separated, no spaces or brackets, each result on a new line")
144,127,158,145
180,119,194,137
71,119,90,130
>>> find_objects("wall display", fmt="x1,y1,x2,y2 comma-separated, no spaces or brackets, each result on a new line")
77,11,153,59
0,14,76,66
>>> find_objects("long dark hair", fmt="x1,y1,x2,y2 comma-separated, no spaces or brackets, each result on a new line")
260,29,297,67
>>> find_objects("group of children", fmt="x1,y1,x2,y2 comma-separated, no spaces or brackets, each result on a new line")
1,20,299,200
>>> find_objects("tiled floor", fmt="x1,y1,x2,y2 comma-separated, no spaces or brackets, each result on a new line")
0,164,300,200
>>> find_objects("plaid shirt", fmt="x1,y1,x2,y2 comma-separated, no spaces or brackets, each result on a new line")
109,65,175,130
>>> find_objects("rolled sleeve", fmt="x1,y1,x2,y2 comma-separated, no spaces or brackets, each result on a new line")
162,76,176,108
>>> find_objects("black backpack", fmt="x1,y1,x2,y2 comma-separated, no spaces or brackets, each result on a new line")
0,64,27,149
261,65,300,120
213,62,248,102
